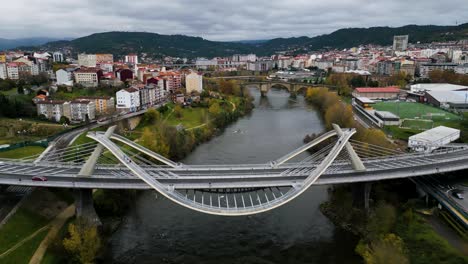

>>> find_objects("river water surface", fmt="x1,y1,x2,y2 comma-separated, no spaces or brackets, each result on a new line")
109,88,360,264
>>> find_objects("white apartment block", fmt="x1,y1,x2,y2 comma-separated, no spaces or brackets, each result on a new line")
36,100,70,122
185,71,203,94
116,87,141,112
6,63,19,80
420,63,458,78
125,54,139,65
0,63,7,79
75,68,101,87
53,52,64,62
70,100,96,121
78,54,97,67
56,68,75,86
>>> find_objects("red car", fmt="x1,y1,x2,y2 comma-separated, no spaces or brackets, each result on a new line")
32,176,48,182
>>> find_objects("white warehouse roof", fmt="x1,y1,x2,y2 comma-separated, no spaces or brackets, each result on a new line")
426,90,468,104
411,83,468,93
409,126,460,143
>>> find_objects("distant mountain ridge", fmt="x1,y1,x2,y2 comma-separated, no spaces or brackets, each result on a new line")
0,37,73,51
16,23,468,57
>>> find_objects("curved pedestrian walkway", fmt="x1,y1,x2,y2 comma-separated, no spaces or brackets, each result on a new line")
28,205,75,264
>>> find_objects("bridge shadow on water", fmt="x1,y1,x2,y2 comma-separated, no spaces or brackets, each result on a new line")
108,186,361,264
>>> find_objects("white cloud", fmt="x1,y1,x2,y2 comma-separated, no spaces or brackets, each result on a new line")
0,0,467,40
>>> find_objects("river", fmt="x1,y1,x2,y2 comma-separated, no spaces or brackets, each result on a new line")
108,88,360,264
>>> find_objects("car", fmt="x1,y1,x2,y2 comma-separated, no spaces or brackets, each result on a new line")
32,176,47,182
452,192,464,200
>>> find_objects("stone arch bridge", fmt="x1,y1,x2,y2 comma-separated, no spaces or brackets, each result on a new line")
241,81,336,96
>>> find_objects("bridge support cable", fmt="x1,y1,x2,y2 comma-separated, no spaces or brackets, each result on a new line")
103,133,179,168
273,130,338,167
87,126,356,216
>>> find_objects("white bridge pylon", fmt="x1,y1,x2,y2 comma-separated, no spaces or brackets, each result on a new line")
86,125,359,216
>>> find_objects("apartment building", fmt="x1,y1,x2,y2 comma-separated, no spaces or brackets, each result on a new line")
78,54,97,67
116,87,141,112
36,100,70,122
56,68,75,86
77,96,115,114
75,68,103,87
185,71,203,93
70,99,96,121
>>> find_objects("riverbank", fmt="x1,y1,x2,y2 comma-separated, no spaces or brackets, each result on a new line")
303,87,468,263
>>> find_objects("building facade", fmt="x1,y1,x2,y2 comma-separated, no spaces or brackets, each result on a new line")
70,99,96,121
116,87,141,112
185,71,203,94
74,68,103,87
56,68,75,86
78,54,97,67
393,35,409,51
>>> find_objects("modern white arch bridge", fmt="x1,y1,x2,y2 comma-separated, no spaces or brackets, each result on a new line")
1,125,468,217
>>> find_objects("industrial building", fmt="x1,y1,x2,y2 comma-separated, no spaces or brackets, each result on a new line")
408,126,460,152
374,111,401,126
352,86,401,100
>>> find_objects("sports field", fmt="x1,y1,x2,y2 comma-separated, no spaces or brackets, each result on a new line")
400,119,433,130
373,102,461,122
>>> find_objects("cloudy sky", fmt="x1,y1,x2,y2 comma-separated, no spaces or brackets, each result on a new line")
1,0,467,41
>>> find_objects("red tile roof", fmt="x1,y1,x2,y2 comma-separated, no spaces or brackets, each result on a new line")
355,86,400,93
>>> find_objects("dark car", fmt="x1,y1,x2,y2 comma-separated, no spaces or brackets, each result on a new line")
32,176,48,182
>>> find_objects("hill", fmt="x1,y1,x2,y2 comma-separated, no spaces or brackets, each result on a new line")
41,32,255,58
0,37,71,51
27,23,468,58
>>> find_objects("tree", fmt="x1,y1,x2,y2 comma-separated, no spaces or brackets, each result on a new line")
208,102,221,116
60,116,70,125
63,219,101,264
356,234,409,264
140,127,170,158
366,202,397,240
142,108,160,125
174,105,183,119
324,104,354,129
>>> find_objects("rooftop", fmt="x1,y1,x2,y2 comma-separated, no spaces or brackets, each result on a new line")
409,126,460,142
355,86,400,93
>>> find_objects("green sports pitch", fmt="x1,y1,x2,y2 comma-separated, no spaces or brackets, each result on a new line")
373,102,461,122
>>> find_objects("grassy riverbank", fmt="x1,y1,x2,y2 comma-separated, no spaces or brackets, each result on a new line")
0,146,45,159
0,188,73,263
304,87,468,263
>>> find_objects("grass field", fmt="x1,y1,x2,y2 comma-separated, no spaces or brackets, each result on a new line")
373,102,461,122
0,228,49,264
0,208,48,253
0,146,45,159
164,107,207,128
401,119,434,130
0,118,70,145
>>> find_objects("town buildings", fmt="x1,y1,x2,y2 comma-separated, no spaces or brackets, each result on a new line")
36,98,98,122
393,35,409,51
74,67,103,87
125,54,139,65
53,52,64,62
56,68,75,86
352,86,401,100
116,87,141,112
76,96,115,114
185,71,203,93
78,54,97,67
